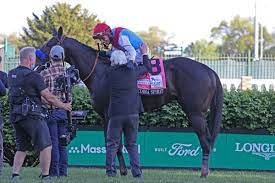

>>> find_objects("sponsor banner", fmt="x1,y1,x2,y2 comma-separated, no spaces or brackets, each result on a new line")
68,131,275,170
143,132,221,167
224,134,275,170
68,131,145,166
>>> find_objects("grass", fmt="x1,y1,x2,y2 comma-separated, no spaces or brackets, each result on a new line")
1,167,275,183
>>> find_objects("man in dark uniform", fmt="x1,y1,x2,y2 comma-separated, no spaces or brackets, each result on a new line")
0,56,8,88
106,44,150,178
0,55,7,176
8,47,71,181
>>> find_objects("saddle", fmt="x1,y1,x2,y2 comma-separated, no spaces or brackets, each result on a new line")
137,58,166,95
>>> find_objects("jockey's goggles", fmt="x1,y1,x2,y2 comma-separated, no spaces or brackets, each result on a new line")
92,32,105,39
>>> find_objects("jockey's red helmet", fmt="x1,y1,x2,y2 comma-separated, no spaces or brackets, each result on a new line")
92,23,111,39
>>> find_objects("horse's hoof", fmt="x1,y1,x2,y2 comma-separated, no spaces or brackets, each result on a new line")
120,169,128,176
200,168,210,178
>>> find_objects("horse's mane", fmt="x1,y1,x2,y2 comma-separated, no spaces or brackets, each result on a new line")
67,37,110,64
68,37,98,53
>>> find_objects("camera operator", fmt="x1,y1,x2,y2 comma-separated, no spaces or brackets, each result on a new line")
8,47,71,181
40,45,69,177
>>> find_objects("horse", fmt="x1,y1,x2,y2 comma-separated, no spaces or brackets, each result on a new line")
39,27,223,178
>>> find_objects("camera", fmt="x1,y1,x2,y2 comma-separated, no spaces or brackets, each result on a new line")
54,65,81,146
54,65,80,92
59,124,77,147
33,62,51,73
59,110,88,146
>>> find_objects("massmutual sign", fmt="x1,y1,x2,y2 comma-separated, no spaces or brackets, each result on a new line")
69,144,140,154
68,131,275,170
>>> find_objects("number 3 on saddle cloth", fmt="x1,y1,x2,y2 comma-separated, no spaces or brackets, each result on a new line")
137,58,166,95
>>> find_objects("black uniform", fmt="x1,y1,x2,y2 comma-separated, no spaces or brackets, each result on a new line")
8,66,51,151
0,70,7,128
0,70,7,175
106,55,150,177
0,71,8,88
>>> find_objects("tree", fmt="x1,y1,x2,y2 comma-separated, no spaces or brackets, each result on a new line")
137,26,169,56
264,32,275,55
20,3,100,48
210,15,273,55
0,33,20,46
184,39,218,57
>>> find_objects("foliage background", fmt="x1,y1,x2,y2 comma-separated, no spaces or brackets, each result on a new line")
1,2,275,168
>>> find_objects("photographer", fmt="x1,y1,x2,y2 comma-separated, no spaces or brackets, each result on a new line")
40,45,69,177
8,47,71,181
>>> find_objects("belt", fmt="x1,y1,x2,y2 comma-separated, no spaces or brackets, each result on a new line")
12,104,47,118
47,105,60,110
13,104,44,113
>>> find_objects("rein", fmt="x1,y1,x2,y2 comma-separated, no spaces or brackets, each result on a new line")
82,52,99,82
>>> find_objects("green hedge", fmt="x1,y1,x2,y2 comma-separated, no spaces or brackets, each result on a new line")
1,86,275,166
70,87,275,132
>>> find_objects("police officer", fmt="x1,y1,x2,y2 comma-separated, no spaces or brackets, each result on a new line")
40,45,69,177
0,56,8,88
0,55,7,176
106,43,150,178
8,47,71,181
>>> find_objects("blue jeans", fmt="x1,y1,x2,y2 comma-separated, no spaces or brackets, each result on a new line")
47,109,68,177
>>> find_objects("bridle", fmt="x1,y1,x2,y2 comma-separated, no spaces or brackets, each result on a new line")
53,35,99,82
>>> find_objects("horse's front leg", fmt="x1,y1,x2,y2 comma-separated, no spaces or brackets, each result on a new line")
117,136,128,176
104,116,127,176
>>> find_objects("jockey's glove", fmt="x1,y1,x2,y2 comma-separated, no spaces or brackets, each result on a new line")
127,60,136,70
98,51,110,58
142,55,151,70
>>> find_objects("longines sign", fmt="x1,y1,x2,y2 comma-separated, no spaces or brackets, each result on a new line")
235,143,275,160
68,131,275,170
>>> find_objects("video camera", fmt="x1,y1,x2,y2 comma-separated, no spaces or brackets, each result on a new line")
54,65,80,92
33,62,51,73
54,65,81,146
59,110,88,147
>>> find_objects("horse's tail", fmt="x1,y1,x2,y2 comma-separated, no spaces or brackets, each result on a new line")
209,73,224,149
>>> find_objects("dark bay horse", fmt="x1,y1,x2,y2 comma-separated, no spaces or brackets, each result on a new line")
39,27,223,177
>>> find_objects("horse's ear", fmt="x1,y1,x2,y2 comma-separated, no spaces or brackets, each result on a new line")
57,26,63,39
52,27,57,36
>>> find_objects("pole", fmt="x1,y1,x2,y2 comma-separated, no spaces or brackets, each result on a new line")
260,24,264,60
254,0,259,61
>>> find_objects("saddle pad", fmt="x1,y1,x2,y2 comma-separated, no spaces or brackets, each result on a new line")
137,58,166,95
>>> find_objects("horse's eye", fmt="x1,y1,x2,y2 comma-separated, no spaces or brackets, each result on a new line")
46,41,53,47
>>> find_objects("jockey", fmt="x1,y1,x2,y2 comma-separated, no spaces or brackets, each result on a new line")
92,23,145,66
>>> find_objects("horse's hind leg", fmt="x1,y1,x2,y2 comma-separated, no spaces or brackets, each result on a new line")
188,113,211,178
117,138,128,176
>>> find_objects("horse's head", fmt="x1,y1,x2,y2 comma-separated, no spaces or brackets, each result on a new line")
37,26,67,65
38,26,103,83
